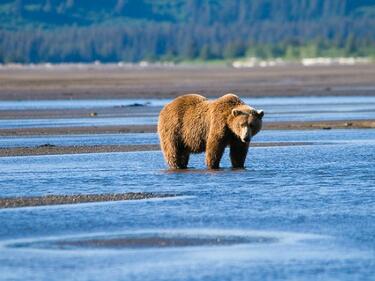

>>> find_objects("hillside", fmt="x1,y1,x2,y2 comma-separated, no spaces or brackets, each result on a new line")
0,0,375,63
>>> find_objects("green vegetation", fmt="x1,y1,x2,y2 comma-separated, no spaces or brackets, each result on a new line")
0,0,374,63
244,42,375,60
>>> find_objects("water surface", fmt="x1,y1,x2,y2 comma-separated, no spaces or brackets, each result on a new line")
1,96,375,110
1,96,374,129
1,129,374,148
0,129,374,280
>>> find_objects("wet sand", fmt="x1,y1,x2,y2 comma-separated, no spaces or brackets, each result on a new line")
0,192,177,209
0,124,155,136
1,64,375,100
0,142,315,157
0,120,374,137
52,235,275,249
1,64,374,156
0,144,160,156
0,106,162,119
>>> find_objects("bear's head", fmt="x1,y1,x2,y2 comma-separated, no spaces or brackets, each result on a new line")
228,105,264,143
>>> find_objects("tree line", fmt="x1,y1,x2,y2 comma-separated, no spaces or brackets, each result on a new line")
0,0,374,63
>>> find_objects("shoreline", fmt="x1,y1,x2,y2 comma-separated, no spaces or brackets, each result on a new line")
1,64,375,100
0,120,374,137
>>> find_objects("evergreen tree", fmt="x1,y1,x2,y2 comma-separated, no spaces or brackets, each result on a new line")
0,0,374,62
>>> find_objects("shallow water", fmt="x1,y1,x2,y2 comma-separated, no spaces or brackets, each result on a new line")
1,96,375,110
1,129,374,149
0,133,158,148
0,116,159,129
0,129,374,280
0,96,375,129
0,99,168,110
1,110,375,129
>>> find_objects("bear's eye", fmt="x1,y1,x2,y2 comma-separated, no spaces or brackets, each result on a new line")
241,123,247,127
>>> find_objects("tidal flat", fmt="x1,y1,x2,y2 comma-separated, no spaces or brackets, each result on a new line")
0,65,375,281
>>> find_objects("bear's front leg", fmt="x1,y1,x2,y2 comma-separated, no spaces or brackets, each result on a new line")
205,135,226,169
230,139,249,168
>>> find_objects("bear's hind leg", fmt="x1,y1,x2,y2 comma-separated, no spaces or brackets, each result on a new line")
160,140,189,169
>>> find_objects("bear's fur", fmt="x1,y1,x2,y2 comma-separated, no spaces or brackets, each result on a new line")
158,93,264,169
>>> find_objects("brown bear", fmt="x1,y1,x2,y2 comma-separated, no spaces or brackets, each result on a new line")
158,93,264,169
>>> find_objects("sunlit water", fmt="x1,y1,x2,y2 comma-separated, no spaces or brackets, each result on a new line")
1,110,374,129
1,96,375,110
1,129,375,148
0,129,374,280
0,96,375,129
0,133,158,148
0,116,159,128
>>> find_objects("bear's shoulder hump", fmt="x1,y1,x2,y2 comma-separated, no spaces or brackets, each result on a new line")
174,93,207,103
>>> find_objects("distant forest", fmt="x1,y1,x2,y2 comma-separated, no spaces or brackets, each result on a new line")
0,0,375,63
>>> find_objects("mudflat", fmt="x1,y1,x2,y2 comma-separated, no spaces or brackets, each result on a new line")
1,64,375,279
0,120,374,137
1,64,375,100
1,64,375,157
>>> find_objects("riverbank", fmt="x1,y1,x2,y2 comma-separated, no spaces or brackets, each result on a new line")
1,64,375,100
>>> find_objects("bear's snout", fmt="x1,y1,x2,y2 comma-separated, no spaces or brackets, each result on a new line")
239,126,251,143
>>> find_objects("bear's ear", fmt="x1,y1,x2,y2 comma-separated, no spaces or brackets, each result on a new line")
232,108,245,117
257,110,264,119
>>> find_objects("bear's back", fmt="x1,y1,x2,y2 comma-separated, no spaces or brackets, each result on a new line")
171,94,207,107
